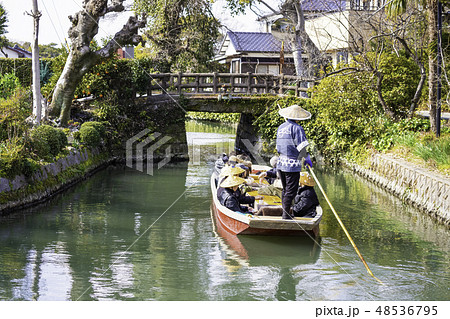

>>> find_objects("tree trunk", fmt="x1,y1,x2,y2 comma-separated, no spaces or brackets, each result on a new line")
376,71,396,119
50,51,98,124
49,0,144,126
291,34,305,77
395,37,427,118
427,0,438,133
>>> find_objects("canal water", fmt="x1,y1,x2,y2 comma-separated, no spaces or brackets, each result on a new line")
0,120,448,301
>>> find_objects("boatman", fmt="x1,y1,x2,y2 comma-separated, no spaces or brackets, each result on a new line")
276,104,313,219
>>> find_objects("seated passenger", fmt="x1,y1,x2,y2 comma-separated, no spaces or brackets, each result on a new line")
228,155,238,166
217,166,245,200
291,172,319,218
214,153,230,179
219,165,256,207
218,176,255,214
258,156,279,185
236,153,251,164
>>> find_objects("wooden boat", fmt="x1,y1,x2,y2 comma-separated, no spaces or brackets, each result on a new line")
210,164,322,236
210,206,322,267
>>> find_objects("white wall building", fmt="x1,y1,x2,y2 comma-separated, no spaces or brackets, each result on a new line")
0,45,32,58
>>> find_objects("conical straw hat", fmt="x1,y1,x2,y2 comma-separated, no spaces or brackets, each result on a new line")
220,175,246,188
220,165,245,177
278,104,311,120
299,172,315,186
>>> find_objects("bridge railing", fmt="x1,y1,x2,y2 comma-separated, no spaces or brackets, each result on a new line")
145,73,317,97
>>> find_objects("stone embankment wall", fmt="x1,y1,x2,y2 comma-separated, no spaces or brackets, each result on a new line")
347,154,450,226
0,148,112,215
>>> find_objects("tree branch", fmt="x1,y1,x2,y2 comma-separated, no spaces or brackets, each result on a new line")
96,15,145,58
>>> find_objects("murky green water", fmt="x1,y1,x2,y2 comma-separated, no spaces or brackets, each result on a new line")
0,120,448,301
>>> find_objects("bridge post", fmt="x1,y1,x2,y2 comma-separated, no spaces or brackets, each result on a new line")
247,72,252,94
213,72,218,94
178,72,183,95
161,75,167,95
195,75,200,94
230,74,235,93
265,75,270,94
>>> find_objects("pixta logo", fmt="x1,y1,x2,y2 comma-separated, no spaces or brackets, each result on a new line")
126,129,172,175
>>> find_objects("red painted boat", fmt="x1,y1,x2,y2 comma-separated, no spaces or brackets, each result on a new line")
210,165,322,236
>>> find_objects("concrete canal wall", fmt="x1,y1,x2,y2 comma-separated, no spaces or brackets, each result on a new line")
346,153,450,226
0,148,113,215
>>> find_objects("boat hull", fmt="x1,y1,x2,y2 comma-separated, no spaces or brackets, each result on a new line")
211,172,321,236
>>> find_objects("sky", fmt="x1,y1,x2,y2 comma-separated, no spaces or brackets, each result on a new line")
0,0,280,47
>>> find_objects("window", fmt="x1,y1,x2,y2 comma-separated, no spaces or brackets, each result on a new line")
231,60,240,73
256,65,269,74
351,0,384,11
337,51,348,64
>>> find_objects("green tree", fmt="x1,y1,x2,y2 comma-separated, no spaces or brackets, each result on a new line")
49,0,145,126
386,0,450,134
39,42,63,58
0,3,9,56
133,0,220,72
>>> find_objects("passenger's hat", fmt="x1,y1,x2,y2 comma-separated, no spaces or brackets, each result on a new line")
228,155,238,165
278,104,311,120
299,172,315,187
243,161,252,169
220,175,246,188
220,165,245,177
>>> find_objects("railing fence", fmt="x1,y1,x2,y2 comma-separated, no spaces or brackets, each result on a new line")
144,73,317,98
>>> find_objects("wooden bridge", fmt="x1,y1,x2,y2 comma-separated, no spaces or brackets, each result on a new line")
142,72,317,98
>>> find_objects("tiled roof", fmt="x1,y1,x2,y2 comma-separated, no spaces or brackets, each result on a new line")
5,45,33,57
227,32,300,53
301,0,347,12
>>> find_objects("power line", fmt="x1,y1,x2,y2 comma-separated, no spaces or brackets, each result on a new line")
40,0,63,45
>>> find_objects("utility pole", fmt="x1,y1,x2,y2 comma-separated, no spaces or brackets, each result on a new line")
30,0,41,125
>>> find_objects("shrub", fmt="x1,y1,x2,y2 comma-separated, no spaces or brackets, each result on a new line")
0,73,21,99
79,125,101,147
0,138,26,178
29,125,67,159
56,129,68,150
374,53,420,118
81,121,105,137
0,58,33,87
307,71,382,159
0,87,31,141
78,121,105,147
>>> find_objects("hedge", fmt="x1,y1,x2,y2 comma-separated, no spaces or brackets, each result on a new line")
0,58,54,87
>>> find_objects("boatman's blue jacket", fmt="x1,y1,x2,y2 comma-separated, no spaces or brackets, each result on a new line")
276,119,309,172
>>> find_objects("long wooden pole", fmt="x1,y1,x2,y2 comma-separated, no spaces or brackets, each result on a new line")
308,166,384,284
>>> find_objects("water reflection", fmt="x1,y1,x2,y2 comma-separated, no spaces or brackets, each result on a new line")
0,120,448,301
211,208,321,268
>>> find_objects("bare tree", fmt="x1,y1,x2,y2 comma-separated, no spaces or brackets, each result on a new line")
233,0,324,76
310,1,428,119
49,0,145,126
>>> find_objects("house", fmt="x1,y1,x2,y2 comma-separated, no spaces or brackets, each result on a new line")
0,45,32,58
262,0,387,67
214,31,304,76
117,46,134,59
